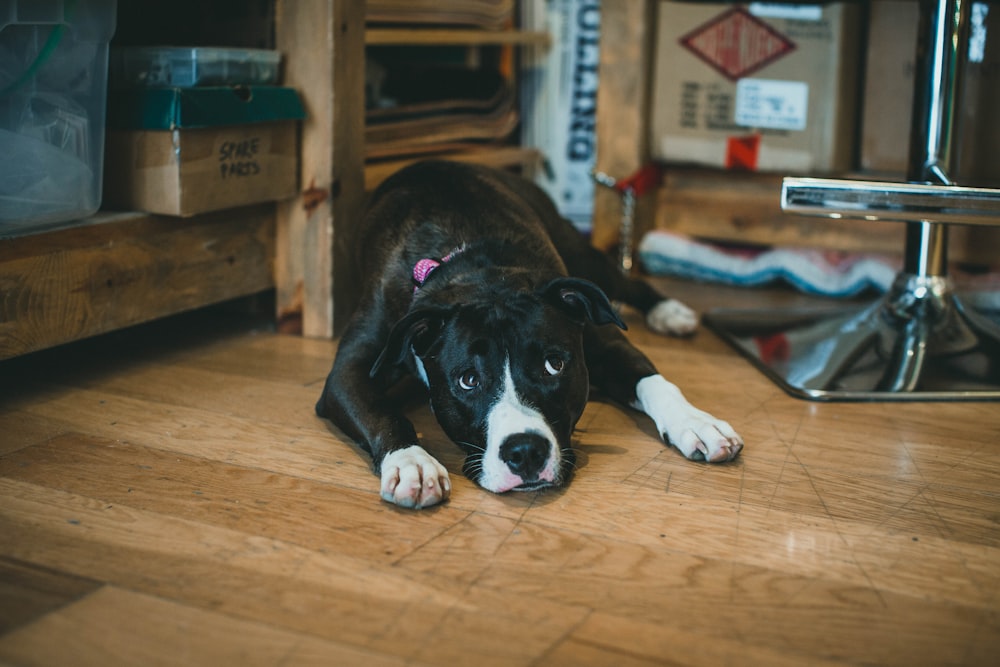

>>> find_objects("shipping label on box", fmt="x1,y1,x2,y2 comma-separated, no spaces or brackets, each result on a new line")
734,79,809,131
650,2,861,173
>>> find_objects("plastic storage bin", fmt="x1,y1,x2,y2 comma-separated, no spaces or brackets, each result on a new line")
111,47,281,88
0,0,117,229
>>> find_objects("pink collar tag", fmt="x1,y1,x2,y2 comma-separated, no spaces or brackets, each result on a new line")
412,258,441,290
412,246,464,292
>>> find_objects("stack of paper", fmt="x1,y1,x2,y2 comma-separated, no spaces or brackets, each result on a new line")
365,64,517,159
367,0,513,30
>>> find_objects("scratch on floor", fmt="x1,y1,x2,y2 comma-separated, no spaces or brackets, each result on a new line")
764,402,806,515
792,449,890,609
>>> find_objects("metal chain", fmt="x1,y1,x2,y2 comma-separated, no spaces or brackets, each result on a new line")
592,170,635,275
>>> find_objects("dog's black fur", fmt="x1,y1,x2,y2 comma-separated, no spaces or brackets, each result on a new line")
316,160,742,508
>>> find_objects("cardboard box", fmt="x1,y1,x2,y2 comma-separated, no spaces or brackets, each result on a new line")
859,1,916,175
650,2,861,173
104,87,305,216
861,1,1000,187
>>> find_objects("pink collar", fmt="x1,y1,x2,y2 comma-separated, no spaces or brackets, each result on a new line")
412,246,464,292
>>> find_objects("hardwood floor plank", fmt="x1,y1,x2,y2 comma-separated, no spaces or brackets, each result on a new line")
541,638,667,667
551,613,848,667
165,332,337,386
4,378,518,515
0,586,417,667
734,502,1000,606
12,386,376,488
561,611,856,667
0,476,466,605
0,433,467,564
0,411,68,456
0,479,471,653
380,586,590,667
0,478,594,665
0,558,101,635
0,434,467,562
51,362,332,430
396,509,999,663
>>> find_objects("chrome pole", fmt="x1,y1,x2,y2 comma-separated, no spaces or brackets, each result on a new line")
883,0,970,389
904,0,970,277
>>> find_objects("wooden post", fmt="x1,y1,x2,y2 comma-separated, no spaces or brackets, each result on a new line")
592,0,658,255
275,0,366,338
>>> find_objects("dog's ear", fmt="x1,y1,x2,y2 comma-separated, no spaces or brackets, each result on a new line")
538,277,626,330
370,307,451,379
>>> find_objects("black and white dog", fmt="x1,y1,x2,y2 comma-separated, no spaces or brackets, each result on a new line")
316,161,742,508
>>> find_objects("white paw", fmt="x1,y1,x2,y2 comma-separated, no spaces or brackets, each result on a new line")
664,407,743,462
633,375,743,463
380,445,451,508
646,299,698,336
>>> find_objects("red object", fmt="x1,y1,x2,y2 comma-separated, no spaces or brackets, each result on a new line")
615,163,661,196
755,333,790,364
725,134,761,171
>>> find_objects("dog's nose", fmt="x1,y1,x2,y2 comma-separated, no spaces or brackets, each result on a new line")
500,433,550,479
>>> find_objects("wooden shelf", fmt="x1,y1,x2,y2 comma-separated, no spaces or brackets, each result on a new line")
363,23,546,188
365,28,549,47
0,206,275,361
365,146,540,190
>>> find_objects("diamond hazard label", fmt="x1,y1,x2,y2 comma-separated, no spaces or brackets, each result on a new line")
679,8,796,82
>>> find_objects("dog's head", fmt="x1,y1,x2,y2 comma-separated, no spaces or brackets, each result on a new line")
371,277,624,493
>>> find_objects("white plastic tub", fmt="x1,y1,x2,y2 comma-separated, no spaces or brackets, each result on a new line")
0,0,117,229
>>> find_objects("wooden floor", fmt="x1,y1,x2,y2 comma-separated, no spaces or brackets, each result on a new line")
1,279,998,666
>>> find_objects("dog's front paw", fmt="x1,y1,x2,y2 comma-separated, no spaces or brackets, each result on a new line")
663,408,743,463
634,375,743,463
646,299,698,336
380,445,451,509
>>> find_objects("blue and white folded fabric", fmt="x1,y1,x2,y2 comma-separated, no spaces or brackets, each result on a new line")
638,230,898,297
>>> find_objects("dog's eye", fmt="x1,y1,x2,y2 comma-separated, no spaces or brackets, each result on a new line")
458,370,480,391
543,356,565,377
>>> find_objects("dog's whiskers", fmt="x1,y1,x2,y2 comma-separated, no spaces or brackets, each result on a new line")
461,447,485,480
560,447,580,471
455,440,486,453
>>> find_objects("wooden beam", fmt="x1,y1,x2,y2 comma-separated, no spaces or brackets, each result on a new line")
592,0,658,255
0,207,275,361
364,147,540,191
275,0,366,338
366,28,550,47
